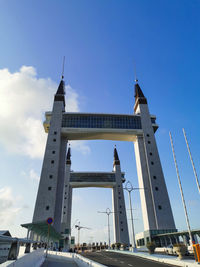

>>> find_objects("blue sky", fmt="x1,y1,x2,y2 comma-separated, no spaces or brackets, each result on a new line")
0,0,200,244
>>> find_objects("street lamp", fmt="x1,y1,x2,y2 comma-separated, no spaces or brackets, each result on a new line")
124,181,143,252
98,208,114,249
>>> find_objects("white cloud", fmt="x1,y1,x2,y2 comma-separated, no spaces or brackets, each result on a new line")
0,187,22,227
21,169,40,182
70,141,91,155
29,169,40,181
0,66,90,158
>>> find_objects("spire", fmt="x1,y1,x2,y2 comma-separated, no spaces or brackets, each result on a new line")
54,57,66,106
66,145,71,165
134,81,147,113
113,145,120,166
134,83,145,98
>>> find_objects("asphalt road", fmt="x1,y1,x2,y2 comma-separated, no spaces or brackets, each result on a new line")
80,251,179,267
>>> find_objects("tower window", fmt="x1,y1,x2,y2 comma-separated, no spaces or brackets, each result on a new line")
65,197,66,200
53,139,56,142
51,160,54,164
148,141,151,144
151,161,154,165
121,229,123,231
147,134,150,137
150,152,153,156
120,211,122,214
121,221,123,224
52,151,55,154
46,206,49,210
119,197,121,200
64,206,66,208
158,205,162,210
153,176,156,179
64,212,66,215
48,187,52,191
118,185,120,188
54,131,57,135
118,192,121,195
155,187,158,191
120,205,122,208
49,175,53,179
65,185,68,187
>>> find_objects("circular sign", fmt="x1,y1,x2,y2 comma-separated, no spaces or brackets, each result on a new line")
46,217,53,225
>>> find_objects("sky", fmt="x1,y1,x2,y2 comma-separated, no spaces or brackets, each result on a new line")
0,0,200,245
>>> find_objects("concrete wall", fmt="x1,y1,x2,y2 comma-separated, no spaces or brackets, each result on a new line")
3,248,45,267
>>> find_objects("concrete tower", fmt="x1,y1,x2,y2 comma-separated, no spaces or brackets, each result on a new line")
112,147,130,245
133,82,176,233
61,146,73,248
32,78,67,233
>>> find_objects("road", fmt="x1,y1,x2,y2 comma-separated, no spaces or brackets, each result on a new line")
80,251,178,267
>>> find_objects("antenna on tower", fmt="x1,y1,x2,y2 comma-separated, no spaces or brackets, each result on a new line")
61,56,65,79
133,61,138,83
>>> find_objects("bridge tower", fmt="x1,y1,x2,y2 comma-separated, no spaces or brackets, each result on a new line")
133,82,176,236
32,78,67,233
61,146,73,248
112,147,130,245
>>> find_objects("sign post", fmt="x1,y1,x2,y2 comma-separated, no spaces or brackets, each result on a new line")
46,217,53,258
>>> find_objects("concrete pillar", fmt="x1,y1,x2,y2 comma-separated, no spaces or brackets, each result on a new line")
25,243,31,253
26,229,30,240
182,235,189,246
133,84,176,232
32,83,66,234
7,241,19,260
112,158,129,245
192,234,198,243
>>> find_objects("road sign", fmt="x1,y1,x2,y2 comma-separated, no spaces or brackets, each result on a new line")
46,217,53,225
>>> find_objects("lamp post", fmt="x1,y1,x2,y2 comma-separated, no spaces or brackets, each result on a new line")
98,208,113,249
124,181,143,252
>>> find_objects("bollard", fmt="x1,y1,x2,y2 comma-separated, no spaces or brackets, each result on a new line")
193,244,200,263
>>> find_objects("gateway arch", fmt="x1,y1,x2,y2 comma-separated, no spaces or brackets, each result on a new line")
32,77,176,247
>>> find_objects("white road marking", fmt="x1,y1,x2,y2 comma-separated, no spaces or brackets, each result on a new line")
128,264,132,266
120,261,124,264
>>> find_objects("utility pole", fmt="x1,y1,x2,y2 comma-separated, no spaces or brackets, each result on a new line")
98,208,114,249
169,132,193,245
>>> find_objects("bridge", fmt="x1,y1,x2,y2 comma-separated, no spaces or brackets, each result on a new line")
1,78,200,266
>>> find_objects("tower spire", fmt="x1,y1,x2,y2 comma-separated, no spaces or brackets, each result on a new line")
54,57,66,106
134,81,147,113
113,145,120,166
66,144,71,165
61,56,65,80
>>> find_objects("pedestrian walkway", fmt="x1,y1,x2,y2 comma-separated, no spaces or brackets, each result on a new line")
41,254,78,267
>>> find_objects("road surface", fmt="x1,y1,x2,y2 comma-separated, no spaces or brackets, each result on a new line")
80,251,178,267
